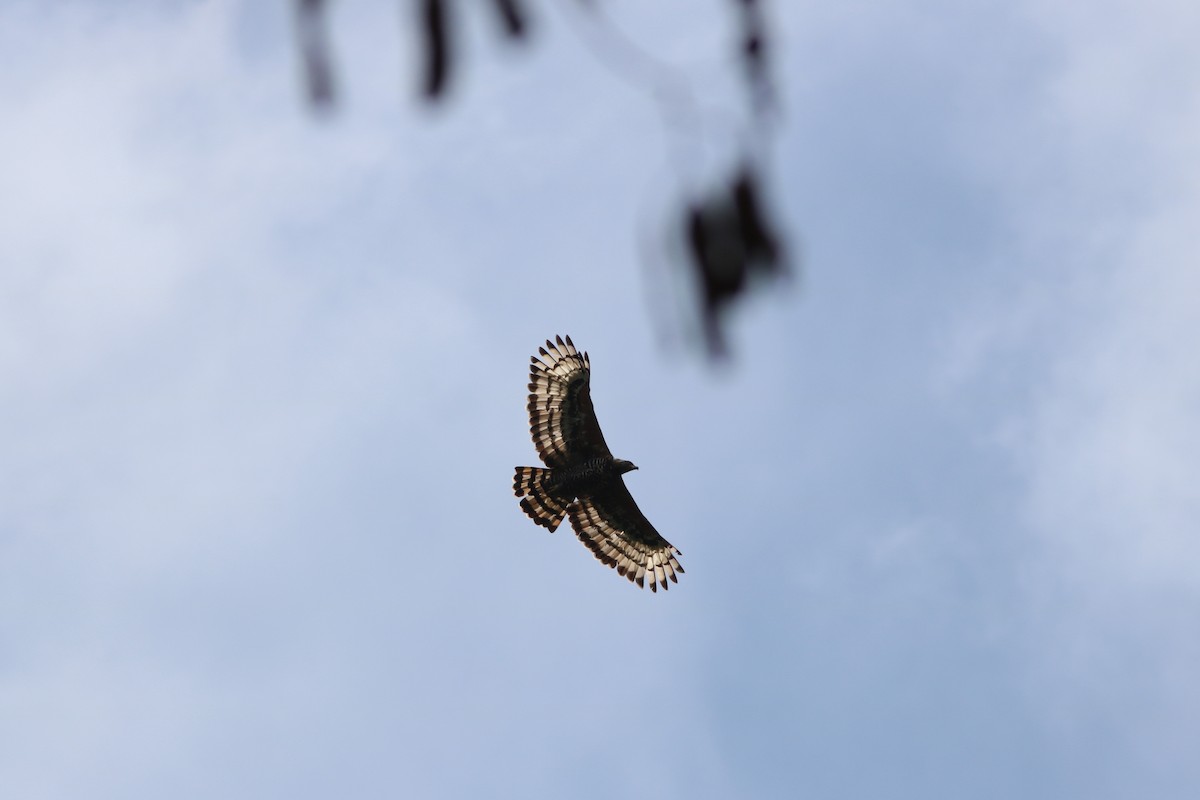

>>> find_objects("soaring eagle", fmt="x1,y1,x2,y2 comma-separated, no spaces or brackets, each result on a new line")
513,335,684,592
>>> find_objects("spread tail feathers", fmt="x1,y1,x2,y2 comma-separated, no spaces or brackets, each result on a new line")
513,466,569,532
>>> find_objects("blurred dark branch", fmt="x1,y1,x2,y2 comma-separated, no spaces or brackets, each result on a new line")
417,0,531,103
296,0,336,109
419,0,454,101
556,1,704,174
291,0,792,362
734,0,776,116
295,0,533,108
558,2,790,359
491,0,530,40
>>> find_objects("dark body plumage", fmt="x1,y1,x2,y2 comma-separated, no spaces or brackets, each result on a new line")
513,335,683,592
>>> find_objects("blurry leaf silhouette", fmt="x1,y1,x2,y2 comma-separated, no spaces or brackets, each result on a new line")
419,0,453,101
733,167,783,266
415,0,531,103
685,164,789,358
491,0,529,40
294,0,532,107
291,0,791,362
296,0,335,109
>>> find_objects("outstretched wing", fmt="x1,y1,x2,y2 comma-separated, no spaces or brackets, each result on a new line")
568,481,684,592
527,335,612,468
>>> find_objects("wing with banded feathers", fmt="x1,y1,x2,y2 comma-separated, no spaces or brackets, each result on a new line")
527,335,612,468
568,481,684,592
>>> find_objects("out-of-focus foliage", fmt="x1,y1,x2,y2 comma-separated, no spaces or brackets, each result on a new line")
293,0,791,360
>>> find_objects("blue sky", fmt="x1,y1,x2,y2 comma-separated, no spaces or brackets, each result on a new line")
2,1,1198,798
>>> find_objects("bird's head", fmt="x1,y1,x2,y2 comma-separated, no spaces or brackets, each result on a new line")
615,459,638,475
